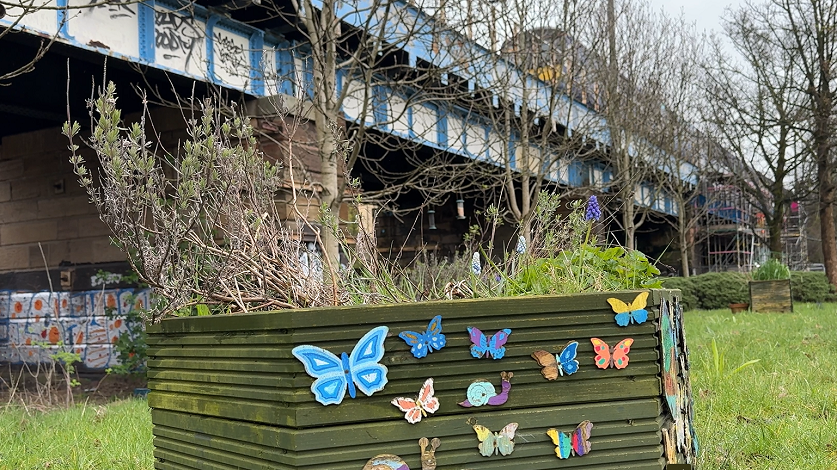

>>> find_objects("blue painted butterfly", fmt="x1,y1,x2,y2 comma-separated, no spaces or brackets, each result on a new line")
608,291,649,327
468,327,511,359
531,341,580,380
291,326,389,406
399,315,446,359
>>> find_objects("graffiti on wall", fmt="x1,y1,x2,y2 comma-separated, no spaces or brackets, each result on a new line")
155,8,206,73
0,289,150,370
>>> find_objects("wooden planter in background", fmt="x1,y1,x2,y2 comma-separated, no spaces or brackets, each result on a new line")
749,279,793,313
146,289,696,470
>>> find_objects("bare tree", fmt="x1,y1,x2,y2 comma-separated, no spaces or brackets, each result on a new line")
703,3,809,261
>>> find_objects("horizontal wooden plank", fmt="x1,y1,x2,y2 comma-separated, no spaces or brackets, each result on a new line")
151,403,663,452
146,290,653,334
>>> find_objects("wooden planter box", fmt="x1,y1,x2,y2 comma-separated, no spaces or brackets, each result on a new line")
749,279,793,313
147,289,696,470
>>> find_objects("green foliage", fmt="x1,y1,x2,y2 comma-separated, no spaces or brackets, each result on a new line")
753,258,790,280
690,272,750,310
660,276,699,311
686,304,837,469
707,337,760,378
0,399,154,469
790,271,837,303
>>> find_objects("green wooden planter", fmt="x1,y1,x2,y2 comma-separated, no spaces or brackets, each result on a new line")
146,289,696,470
749,279,793,313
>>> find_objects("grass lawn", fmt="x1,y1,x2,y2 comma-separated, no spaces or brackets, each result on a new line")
0,398,153,470
687,302,837,470
2,302,837,469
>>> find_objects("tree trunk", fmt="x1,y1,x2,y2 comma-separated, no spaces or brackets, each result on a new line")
819,156,837,286
678,201,690,277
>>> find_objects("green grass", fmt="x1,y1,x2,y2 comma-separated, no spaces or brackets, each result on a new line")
0,398,153,470
686,302,837,470
3,302,837,469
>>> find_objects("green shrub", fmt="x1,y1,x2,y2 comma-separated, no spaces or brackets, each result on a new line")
753,258,790,280
790,271,837,303
690,272,750,310
660,277,698,311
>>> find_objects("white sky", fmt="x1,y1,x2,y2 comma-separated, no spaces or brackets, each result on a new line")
649,0,739,37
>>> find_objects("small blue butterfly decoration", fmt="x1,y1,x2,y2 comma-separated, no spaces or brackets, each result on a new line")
399,315,446,359
292,326,389,406
468,327,512,359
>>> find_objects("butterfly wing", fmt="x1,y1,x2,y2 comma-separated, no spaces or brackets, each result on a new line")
349,326,389,397
629,292,650,324
468,326,489,358
611,338,634,369
391,396,422,424
558,341,580,375
546,428,572,459
399,330,430,359
426,315,447,351
497,422,518,456
572,420,593,456
590,337,612,369
291,345,348,405
487,328,512,359
531,350,559,380
417,377,440,414
473,424,497,457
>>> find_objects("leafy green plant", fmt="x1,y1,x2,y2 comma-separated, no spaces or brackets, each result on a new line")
690,272,750,309
708,338,760,378
753,258,791,280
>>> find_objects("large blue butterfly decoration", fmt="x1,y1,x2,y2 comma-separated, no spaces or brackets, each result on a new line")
399,315,446,359
292,326,389,406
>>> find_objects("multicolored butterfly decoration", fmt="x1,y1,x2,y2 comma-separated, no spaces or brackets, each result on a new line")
531,341,580,380
458,372,513,407
660,300,678,416
608,291,649,327
291,326,389,406
391,378,440,424
472,422,518,457
399,315,446,359
546,420,593,459
467,327,512,359
590,337,633,369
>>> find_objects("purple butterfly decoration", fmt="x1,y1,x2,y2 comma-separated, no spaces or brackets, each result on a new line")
467,327,512,359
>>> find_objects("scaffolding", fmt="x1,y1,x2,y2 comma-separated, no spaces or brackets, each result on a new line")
782,201,809,270
700,183,769,273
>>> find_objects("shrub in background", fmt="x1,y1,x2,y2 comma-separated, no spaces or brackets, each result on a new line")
690,272,750,310
790,271,837,303
660,277,698,311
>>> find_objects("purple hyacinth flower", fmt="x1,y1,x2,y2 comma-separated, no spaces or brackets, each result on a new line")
585,195,602,221
471,252,481,275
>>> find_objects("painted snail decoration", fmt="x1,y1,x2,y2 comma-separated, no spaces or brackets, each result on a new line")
458,372,513,407
362,437,441,470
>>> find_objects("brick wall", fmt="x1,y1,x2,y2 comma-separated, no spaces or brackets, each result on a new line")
0,126,124,276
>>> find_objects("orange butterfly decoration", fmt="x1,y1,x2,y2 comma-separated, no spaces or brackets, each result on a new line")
391,378,440,424
590,338,634,369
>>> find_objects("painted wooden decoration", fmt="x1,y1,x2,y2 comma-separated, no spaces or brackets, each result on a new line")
399,315,446,359
362,454,410,470
546,420,593,459
291,326,389,406
467,327,512,359
458,372,513,407
531,341,580,379
660,299,678,417
361,437,441,470
608,291,650,326
590,337,633,369
472,422,518,457
418,437,441,470
391,378,440,424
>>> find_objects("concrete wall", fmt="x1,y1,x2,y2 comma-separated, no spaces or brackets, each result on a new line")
0,288,150,370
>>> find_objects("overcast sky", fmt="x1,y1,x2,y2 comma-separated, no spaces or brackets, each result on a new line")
649,0,738,36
